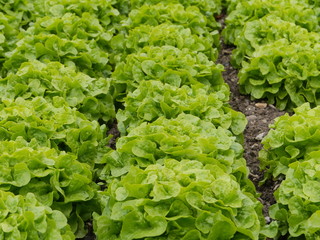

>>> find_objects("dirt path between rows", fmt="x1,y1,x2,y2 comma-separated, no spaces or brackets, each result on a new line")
217,15,286,220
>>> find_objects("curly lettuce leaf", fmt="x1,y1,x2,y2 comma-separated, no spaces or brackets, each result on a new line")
32,12,114,45
0,139,98,238
0,139,95,203
223,0,319,44
0,60,114,122
94,159,263,240
2,20,110,78
270,156,320,239
112,45,225,99
0,0,121,29
231,15,320,67
0,190,75,240
0,0,46,27
44,0,121,29
118,23,218,61
238,39,320,111
0,97,108,166
260,103,320,179
111,23,219,66
117,80,247,137
222,0,316,13
129,0,222,20
0,12,21,66
101,114,251,191
125,3,219,34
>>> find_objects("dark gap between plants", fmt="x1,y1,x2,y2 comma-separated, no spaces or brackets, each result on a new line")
217,13,286,223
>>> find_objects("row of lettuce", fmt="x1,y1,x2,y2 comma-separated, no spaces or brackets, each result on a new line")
260,104,320,239
224,0,320,111
225,0,320,239
93,0,274,239
0,0,279,240
0,0,124,239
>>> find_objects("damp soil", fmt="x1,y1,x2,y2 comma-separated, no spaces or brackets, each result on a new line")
217,41,285,218
217,14,286,221
79,14,287,240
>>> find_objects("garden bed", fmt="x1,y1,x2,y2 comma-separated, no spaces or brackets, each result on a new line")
79,14,287,240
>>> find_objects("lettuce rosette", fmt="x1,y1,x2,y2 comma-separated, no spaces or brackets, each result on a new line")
223,0,319,44
0,139,98,237
111,23,219,64
116,80,246,138
1,60,114,122
125,3,219,34
270,156,320,239
231,15,320,67
129,0,222,23
238,39,320,111
94,159,264,240
2,22,110,78
0,190,75,240
0,97,108,166
100,113,253,192
260,103,320,179
112,45,225,99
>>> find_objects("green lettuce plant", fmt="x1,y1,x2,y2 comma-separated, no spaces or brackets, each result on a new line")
129,0,222,21
222,0,241,13
222,0,316,13
0,0,121,28
130,24,217,58
94,159,264,240
0,190,75,240
124,3,219,34
260,103,320,179
0,1,121,76
32,12,114,45
0,0,45,27
0,97,108,166
0,60,115,122
0,139,96,204
111,23,219,64
270,156,320,239
2,20,110,78
30,9,125,66
101,114,252,191
0,12,20,64
112,45,225,99
116,80,246,137
238,39,320,110
44,0,121,28
231,15,320,67
223,0,319,44
0,138,98,237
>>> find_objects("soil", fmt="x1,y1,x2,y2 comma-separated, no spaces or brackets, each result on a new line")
107,119,121,150
217,42,285,217
216,14,286,221
79,13,288,240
